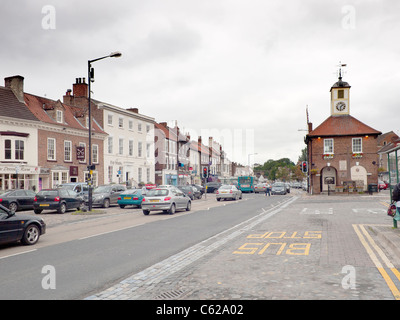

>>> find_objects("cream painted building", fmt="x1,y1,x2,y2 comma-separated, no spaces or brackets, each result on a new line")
97,103,155,187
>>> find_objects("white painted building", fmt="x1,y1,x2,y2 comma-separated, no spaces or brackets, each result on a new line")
96,103,155,187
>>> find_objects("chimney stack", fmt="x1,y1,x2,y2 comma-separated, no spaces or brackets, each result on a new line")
127,108,139,114
72,77,88,97
4,75,24,103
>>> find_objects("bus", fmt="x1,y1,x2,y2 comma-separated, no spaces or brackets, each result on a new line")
238,176,255,192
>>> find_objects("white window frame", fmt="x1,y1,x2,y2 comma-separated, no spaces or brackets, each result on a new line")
108,136,113,154
323,139,334,154
47,138,56,160
92,144,99,164
64,140,72,162
51,170,68,188
56,110,63,123
138,141,142,157
352,138,362,153
107,114,113,126
119,138,124,155
129,140,134,156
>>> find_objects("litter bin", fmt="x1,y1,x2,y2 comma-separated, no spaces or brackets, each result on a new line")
368,183,378,195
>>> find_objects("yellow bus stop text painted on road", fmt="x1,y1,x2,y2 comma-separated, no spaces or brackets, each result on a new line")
233,242,311,255
233,231,321,256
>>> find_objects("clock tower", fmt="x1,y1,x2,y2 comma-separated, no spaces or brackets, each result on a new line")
330,65,350,116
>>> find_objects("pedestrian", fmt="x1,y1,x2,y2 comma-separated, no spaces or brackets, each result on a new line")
265,184,271,196
392,182,400,221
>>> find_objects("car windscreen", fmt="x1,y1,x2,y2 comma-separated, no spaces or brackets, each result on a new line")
219,185,231,190
60,185,74,190
37,190,58,196
94,186,112,193
146,189,169,197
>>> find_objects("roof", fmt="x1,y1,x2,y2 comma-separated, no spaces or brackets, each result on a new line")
378,138,400,154
0,86,38,122
330,78,351,90
307,115,381,138
24,93,105,134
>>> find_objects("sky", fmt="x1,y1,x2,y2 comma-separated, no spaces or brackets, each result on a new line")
1,0,400,166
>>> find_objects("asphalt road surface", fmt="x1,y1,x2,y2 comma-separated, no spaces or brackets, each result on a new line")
0,192,285,299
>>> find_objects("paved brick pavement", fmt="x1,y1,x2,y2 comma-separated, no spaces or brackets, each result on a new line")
86,191,400,300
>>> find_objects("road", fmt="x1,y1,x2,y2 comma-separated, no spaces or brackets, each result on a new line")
0,189,398,301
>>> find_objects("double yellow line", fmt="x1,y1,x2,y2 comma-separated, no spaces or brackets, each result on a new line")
353,224,400,300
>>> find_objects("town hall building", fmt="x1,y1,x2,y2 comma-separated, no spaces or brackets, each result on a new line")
305,70,381,194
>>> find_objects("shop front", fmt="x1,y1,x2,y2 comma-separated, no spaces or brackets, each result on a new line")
0,165,40,192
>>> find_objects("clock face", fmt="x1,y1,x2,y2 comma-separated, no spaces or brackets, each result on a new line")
336,101,346,111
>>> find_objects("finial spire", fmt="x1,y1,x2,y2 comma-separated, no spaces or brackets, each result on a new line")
337,61,347,81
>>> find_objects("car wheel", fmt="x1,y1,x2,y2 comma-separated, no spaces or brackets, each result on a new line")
21,224,40,245
103,199,110,208
9,202,18,212
169,204,176,215
58,203,67,214
34,209,42,214
119,205,125,208
186,201,191,211
143,210,150,215
78,201,85,211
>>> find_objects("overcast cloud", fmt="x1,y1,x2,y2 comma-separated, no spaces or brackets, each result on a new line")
1,0,400,165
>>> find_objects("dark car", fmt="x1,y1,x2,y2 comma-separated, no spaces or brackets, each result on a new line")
0,189,36,212
177,186,201,200
0,204,46,245
58,182,89,202
33,188,84,214
205,182,221,193
191,184,205,197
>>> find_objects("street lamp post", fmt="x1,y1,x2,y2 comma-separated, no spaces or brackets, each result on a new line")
87,51,121,211
248,153,258,176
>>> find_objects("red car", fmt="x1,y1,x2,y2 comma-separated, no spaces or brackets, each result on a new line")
378,181,388,190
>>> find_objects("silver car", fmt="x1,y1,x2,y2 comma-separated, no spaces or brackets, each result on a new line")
91,184,127,208
216,185,242,201
142,187,191,215
271,183,287,195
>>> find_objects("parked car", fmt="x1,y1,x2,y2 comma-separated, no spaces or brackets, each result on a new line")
0,204,46,245
206,182,221,193
117,189,144,208
216,185,242,201
91,184,127,208
271,183,287,195
142,187,191,215
59,182,89,202
33,188,84,214
177,185,201,200
378,181,389,190
254,183,267,193
191,184,205,196
0,189,36,212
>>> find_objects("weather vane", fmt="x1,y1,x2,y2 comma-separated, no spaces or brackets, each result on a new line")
337,61,347,80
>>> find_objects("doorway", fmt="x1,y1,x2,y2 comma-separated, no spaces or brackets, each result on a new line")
321,166,337,192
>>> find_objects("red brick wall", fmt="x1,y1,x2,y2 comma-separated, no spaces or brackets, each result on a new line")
38,129,104,185
308,135,379,193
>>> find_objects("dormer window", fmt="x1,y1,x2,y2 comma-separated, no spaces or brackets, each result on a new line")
56,110,63,123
